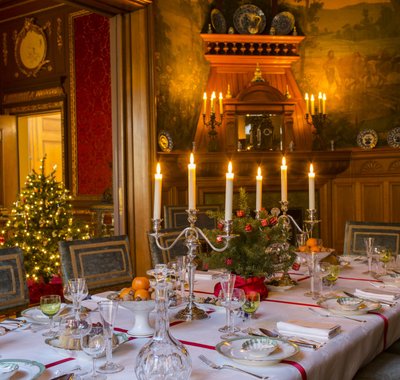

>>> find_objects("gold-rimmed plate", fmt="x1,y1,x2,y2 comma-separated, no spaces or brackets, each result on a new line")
318,297,381,316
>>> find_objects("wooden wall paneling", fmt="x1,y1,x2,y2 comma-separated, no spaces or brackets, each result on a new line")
332,181,355,254
319,180,332,248
390,182,400,223
360,181,384,222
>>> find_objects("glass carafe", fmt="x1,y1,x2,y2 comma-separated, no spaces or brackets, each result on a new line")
135,264,192,380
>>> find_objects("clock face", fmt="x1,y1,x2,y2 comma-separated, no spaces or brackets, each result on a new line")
19,30,46,69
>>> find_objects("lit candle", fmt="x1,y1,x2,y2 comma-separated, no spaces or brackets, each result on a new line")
211,91,216,113
153,163,162,220
305,93,309,115
256,166,263,212
203,92,207,115
308,163,315,210
219,92,223,115
322,93,326,115
188,153,196,210
225,162,234,221
318,92,323,114
280,156,288,202
310,94,315,115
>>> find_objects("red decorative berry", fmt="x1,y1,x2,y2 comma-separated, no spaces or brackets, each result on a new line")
245,224,252,232
216,235,223,243
217,222,224,231
261,219,269,227
236,210,245,217
226,258,233,266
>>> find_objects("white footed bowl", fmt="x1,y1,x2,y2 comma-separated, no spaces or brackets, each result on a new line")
121,300,155,337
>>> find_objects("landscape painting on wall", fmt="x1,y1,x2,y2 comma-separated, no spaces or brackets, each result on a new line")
285,0,400,147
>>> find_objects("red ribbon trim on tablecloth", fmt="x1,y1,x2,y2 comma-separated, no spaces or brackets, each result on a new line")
264,299,321,308
282,360,308,380
45,357,75,368
338,276,381,282
369,311,389,350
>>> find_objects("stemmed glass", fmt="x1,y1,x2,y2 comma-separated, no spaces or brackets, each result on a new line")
217,273,236,333
219,288,246,340
177,255,188,302
40,295,61,337
375,246,392,276
80,324,107,380
319,262,340,297
242,291,260,319
68,278,88,318
97,301,124,374
363,237,375,274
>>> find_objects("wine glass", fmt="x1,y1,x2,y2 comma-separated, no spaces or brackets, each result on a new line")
363,237,375,274
97,301,124,374
59,312,92,339
40,295,61,337
320,262,340,296
217,273,236,333
376,246,392,275
68,278,88,318
176,255,188,302
80,324,107,380
242,291,260,319
220,288,246,340
63,283,73,303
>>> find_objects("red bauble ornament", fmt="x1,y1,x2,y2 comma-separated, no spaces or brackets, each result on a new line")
245,224,253,232
236,210,245,217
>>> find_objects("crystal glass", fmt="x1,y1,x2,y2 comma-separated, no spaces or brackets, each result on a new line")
363,237,375,274
376,246,392,275
220,288,246,340
97,301,124,374
68,278,88,318
59,312,92,339
135,264,192,380
40,295,61,337
81,324,107,380
319,262,340,296
242,291,260,318
177,255,188,301
218,273,236,333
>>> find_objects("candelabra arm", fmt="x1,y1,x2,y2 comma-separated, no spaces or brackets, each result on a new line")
195,227,231,252
151,229,188,251
284,214,305,233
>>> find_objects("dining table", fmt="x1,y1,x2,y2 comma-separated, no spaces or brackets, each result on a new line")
2,261,400,380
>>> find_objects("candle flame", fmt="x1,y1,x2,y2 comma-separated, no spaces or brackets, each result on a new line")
156,162,161,174
228,161,232,173
318,92,322,99
311,94,315,101
282,156,286,166
211,91,216,100
203,92,207,100
219,92,223,100
309,163,314,174
190,153,194,165
323,93,326,100
305,93,309,100
257,166,261,176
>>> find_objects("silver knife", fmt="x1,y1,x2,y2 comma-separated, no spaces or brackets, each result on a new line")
343,291,395,306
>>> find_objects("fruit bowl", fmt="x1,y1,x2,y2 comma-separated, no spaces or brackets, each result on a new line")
120,300,155,337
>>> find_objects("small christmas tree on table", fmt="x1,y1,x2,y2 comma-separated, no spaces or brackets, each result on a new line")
1,156,90,283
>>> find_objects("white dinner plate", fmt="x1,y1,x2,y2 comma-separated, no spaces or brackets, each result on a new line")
216,336,299,366
0,359,44,380
21,303,70,324
318,298,381,316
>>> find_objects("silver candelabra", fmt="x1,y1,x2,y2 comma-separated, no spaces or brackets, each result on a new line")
151,209,235,321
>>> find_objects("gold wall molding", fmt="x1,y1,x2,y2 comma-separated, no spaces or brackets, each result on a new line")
2,87,64,106
57,17,63,49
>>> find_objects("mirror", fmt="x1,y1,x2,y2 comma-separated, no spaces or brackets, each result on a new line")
17,111,63,188
237,113,283,152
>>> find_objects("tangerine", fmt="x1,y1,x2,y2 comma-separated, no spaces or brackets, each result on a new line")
306,238,318,248
134,288,150,300
132,276,150,291
119,287,133,298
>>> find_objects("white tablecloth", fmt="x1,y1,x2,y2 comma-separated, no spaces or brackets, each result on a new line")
2,263,400,380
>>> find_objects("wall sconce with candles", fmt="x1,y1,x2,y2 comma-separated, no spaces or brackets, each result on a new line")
203,91,223,152
305,92,328,151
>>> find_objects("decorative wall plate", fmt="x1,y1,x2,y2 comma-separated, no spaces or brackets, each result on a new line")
211,9,227,34
271,11,295,35
158,130,173,152
233,4,266,35
387,127,400,148
357,129,378,149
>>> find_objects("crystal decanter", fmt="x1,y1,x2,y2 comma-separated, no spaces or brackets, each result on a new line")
135,264,192,380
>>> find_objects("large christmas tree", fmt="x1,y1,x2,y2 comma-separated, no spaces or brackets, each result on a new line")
1,157,90,282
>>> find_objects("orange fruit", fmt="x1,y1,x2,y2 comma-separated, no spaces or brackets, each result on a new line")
310,245,322,252
132,276,150,291
298,245,307,252
134,289,150,300
306,238,318,248
119,287,133,298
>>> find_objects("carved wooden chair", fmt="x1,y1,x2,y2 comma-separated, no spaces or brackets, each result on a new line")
59,235,134,292
0,247,29,315
163,205,221,230
343,221,400,256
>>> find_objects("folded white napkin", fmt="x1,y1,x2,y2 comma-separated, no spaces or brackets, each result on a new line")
276,320,341,341
354,288,400,302
81,299,99,311
195,270,224,280
91,291,116,302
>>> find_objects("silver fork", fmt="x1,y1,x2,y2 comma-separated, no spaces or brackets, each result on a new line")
198,355,268,379
308,307,366,323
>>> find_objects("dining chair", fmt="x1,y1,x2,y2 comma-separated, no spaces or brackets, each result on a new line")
343,221,400,256
163,205,221,230
353,352,400,379
147,228,188,266
0,247,29,315
59,235,134,292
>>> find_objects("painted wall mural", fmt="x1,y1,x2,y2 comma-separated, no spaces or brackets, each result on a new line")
155,0,400,150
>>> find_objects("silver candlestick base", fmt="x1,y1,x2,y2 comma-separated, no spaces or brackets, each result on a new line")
304,209,321,238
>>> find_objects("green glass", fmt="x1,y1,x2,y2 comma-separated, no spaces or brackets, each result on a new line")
241,292,260,317
40,294,61,337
